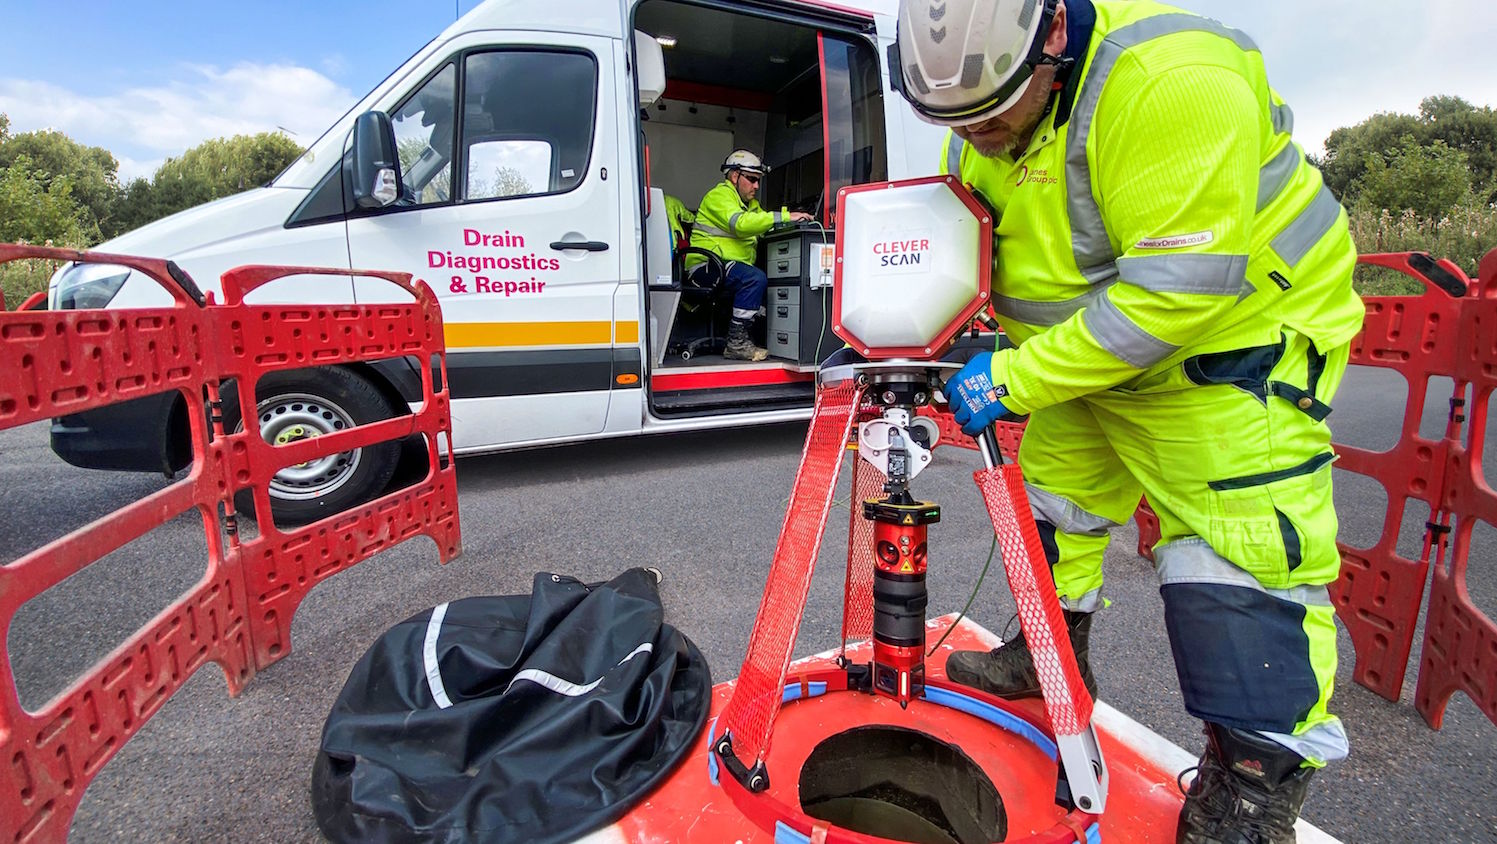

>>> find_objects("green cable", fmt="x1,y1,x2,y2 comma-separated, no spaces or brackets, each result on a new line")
927,532,998,657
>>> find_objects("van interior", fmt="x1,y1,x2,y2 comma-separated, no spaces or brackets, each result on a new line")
631,0,888,417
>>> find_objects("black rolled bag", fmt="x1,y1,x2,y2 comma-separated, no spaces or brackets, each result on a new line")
311,568,712,844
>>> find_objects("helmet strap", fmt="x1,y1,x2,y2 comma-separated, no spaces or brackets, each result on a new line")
1036,53,1075,72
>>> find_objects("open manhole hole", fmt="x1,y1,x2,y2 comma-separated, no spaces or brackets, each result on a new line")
799,725,1006,843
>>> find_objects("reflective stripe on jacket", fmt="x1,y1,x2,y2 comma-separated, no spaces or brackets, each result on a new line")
939,0,1363,415
686,180,786,267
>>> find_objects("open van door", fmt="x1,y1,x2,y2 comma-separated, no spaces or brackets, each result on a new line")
346,31,625,451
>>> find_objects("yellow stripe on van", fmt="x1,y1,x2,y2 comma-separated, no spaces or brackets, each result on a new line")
445,321,615,348
616,321,639,344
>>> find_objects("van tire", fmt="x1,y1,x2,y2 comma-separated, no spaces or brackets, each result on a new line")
226,367,401,526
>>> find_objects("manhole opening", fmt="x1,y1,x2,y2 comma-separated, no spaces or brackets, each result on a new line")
799,725,1006,844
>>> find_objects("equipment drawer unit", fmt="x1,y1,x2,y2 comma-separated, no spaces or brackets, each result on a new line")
769,298,800,334
768,283,801,341
766,236,802,279
761,229,839,363
762,229,836,283
767,281,840,364
769,283,801,337
770,284,801,308
768,327,800,360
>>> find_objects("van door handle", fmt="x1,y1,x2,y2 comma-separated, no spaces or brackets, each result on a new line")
550,240,610,252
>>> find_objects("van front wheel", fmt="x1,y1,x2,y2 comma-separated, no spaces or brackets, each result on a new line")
227,367,400,526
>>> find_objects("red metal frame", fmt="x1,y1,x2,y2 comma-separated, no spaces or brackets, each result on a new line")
0,245,460,841
650,366,815,392
718,377,1103,841
832,176,994,359
818,32,833,227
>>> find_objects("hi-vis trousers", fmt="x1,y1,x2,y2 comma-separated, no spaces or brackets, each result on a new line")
1017,329,1349,765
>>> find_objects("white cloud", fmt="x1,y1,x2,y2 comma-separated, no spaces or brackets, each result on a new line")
321,54,351,79
1175,0,1497,154
0,62,356,181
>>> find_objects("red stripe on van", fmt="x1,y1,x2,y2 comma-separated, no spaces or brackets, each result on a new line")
651,367,814,391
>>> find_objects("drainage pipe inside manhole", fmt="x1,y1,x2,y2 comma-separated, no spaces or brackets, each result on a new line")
798,725,1006,844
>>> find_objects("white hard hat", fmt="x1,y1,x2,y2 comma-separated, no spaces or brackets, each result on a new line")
893,0,1059,126
721,149,768,177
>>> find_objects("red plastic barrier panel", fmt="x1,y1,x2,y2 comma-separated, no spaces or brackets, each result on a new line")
0,245,460,842
1412,249,1497,728
1331,252,1471,706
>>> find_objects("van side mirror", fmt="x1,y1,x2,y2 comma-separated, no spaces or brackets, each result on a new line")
348,111,402,209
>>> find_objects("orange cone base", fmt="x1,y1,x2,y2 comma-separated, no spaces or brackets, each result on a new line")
594,615,1338,844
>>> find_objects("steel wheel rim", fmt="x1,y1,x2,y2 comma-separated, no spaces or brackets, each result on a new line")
251,392,363,501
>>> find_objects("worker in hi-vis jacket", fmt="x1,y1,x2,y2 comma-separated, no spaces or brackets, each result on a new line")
891,0,1364,840
686,150,813,361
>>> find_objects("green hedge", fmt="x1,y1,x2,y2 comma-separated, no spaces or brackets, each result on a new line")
1349,199,1497,296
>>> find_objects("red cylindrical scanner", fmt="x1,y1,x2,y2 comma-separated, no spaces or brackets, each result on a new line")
865,498,940,707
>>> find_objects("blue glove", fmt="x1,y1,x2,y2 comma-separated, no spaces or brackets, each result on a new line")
944,352,1011,436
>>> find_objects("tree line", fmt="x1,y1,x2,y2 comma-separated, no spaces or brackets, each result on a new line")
1315,96,1497,293
3,95,1496,305
0,114,302,305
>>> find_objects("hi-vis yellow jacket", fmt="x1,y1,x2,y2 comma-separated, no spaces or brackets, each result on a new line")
941,0,1364,416
686,179,789,267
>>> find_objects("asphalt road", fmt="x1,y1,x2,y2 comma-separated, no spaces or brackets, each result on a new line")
2,364,1494,843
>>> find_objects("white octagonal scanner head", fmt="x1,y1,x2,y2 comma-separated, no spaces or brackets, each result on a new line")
833,177,991,359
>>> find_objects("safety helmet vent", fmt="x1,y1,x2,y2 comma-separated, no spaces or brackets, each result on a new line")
960,54,985,90
1017,0,1038,29
907,63,931,95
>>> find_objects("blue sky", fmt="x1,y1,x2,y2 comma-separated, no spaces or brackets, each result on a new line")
2,0,1494,181
0,1,478,179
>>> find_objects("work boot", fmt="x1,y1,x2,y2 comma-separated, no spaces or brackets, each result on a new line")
725,317,768,361
1176,722,1315,844
944,610,1097,699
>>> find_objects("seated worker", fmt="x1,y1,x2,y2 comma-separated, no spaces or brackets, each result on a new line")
685,150,814,361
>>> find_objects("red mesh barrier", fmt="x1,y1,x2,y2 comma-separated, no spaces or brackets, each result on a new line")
721,380,863,764
838,440,884,650
0,245,459,841
975,463,1092,736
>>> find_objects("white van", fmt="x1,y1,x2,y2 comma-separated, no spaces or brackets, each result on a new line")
47,0,956,522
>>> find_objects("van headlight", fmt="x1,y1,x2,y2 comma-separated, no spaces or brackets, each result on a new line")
50,263,132,310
